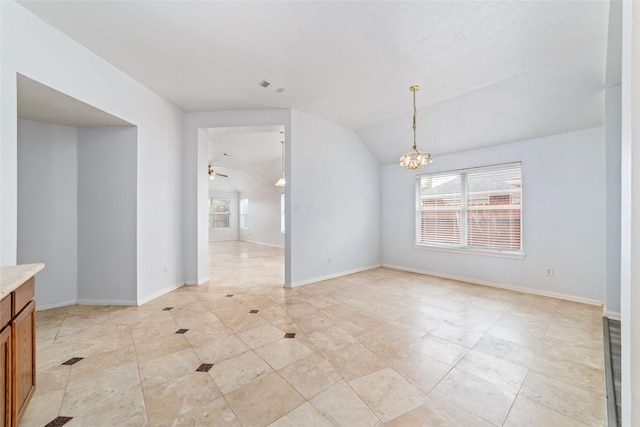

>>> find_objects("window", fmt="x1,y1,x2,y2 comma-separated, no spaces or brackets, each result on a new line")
417,163,522,254
280,193,285,234
239,198,248,230
209,198,231,229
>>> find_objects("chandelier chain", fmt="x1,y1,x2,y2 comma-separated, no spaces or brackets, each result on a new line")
412,89,417,150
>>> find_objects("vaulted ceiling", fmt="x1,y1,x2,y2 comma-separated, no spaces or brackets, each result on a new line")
18,1,617,165
206,125,284,193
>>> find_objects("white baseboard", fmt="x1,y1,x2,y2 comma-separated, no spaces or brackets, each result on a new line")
238,239,284,249
184,276,209,286
382,264,605,307
287,264,382,288
35,282,188,309
136,282,186,306
36,300,77,311
37,299,137,310
605,310,621,321
76,299,137,306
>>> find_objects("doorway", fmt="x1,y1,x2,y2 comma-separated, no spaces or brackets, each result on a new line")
203,125,286,290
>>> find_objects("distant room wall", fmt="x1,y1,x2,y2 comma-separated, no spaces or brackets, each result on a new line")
238,187,284,248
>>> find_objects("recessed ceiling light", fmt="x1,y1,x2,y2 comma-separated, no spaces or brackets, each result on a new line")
275,88,285,93
259,79,271,88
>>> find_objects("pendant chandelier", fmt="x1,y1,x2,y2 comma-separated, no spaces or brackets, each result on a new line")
399,85,432,169
274,140,285,187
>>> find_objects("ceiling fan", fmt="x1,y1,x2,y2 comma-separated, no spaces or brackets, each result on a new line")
208,165,228,180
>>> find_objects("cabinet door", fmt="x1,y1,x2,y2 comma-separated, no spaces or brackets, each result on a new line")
1,326,10,427
11,301,35,427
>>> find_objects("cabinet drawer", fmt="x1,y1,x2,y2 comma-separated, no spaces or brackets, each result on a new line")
12,277,34,317
0,295,10,329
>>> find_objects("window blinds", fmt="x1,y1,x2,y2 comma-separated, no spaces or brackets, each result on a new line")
418,163,522,252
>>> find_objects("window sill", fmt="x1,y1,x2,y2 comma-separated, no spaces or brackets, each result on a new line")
414,243,526,259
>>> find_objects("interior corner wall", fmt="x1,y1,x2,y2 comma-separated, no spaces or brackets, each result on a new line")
605,84,622,315
238,187,284,248
288,110,381,286
17,119,78,307
1,1,184,305
195,128,210,284
77,127,137,304
209,191,239,241
381,127,606,303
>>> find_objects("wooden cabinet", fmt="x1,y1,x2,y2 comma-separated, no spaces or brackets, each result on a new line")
0,326,10,427
1,270,38,427
12,301,35,426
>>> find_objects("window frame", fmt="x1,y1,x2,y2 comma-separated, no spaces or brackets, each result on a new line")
209,198,232,230
415,162,524,259
239,198,249,230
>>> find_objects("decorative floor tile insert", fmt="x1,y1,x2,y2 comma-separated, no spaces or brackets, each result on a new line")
61,357,84,366
163,307,174,311
45,416,74,427
284,333,296,339
175,328,189,334
249,309,259,314
196,363,214,372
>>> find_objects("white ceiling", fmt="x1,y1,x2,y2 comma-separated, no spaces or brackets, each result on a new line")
207,125,284,193
17,74,132,128
18,1,615,164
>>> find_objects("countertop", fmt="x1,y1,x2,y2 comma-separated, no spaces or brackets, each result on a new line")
0,263,44,299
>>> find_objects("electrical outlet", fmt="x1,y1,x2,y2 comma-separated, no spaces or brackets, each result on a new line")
544,267,553,277
163,265,168,275
328,256,332,264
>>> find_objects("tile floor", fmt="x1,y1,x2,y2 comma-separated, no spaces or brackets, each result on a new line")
23,241,606,426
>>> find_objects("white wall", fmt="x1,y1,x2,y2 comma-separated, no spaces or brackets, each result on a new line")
77,127,137,304
239,187,284,247
289,110,381,286
209,191,239,241
16,120,137,307
183,109,381,287
1,1,184,304
605,84,622,316
381,127,606,303
17,119,78,307
620,1,640,424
